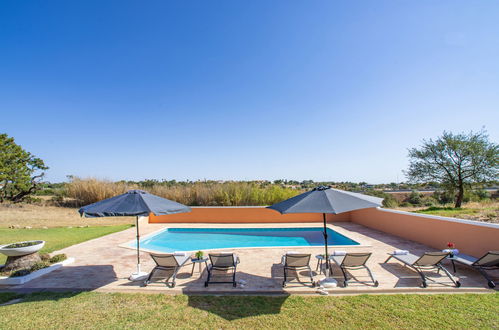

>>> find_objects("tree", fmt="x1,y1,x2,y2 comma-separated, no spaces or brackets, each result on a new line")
406,130,498,208
0,133,48,202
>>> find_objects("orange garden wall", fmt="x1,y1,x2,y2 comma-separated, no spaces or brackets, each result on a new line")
149,206,499,258
149,207,350,223
350,208,499,257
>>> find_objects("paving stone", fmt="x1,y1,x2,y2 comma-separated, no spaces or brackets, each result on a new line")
3,221,496,294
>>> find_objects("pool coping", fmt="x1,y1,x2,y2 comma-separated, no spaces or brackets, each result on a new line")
118,224,371,254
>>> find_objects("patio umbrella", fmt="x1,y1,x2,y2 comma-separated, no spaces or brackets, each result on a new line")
267,186,383,287
79,189,191,281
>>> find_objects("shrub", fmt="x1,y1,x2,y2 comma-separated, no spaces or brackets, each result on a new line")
433,188,491,205
30,261,50,272
4,240,42,249
474,189,491,200
34,188,55,196
23,196,43,204
420,195,437,207
382,196,399,208
464,189,491,202
363,190,399,208
407,190,423,205
50,195,64,204
49,254,67,264
10,269,31,277
434,190,455,204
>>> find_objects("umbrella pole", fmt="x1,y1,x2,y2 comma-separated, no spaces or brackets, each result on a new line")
129,216,147,281
323,213,329,275
318,213,337,288
136,216,140,273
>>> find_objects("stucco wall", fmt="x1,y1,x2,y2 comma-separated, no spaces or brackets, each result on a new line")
149,206,350,223
149,206,499,258
350,207,499,257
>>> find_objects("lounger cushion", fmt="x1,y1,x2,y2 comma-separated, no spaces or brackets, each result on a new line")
331,255,345,266
174,255,190,266
389,253,419,265
452,254,476,266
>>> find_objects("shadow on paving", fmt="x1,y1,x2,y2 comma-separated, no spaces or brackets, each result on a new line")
380,262,470,288
117,263,318,292
3,265,118,293
332,222,497,290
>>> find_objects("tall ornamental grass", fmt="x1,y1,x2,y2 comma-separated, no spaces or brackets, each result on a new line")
66,178,302,206
65,178,132,205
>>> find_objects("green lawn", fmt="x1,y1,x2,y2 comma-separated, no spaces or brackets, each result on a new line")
0,225,132,265
0,292,497,329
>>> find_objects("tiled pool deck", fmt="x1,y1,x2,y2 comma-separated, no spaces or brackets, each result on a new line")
2,220,497,295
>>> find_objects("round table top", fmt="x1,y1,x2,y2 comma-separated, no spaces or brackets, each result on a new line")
191,257,208,263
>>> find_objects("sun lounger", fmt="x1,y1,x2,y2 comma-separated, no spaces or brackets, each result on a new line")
330,252,379,287
384,251,461,288
144,253,190,288
282,253,315,287
205,252,240,287
450,251,499,288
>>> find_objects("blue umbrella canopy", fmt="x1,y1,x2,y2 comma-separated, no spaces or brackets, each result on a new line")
79,189,191,217
267,186,383,215
267,186,383,283
78,189,191,280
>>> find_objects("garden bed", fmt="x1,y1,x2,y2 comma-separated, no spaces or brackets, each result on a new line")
0,257,74,285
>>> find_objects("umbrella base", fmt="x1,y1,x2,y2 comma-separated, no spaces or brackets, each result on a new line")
318,277,338,288
129,271,148,282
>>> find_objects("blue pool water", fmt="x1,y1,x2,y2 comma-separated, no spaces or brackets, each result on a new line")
135,227,360,253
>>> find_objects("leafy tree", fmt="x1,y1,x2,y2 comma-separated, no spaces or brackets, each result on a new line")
0,133,48,202
406,130,498,208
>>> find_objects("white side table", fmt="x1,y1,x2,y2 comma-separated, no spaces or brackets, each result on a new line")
315,254,332,275
190,257,208,276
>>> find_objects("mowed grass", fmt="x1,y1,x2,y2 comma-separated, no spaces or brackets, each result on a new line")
0,225,131,265
0,292,497,329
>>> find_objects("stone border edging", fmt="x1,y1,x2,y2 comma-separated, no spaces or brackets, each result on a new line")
0,257,75,285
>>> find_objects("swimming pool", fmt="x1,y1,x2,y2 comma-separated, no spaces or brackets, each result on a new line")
133,227,360,253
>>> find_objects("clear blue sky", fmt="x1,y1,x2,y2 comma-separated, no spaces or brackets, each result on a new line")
1,1,498,183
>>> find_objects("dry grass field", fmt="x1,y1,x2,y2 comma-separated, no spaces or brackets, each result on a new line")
396,200,499,223
0,200,497,229
0,203,135,228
